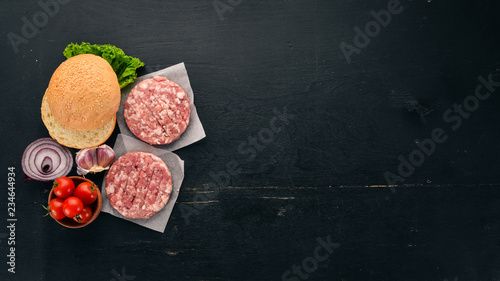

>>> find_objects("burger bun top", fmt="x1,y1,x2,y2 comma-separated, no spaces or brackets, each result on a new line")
46,54,120,131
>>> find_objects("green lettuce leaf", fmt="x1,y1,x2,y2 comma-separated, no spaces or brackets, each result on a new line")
63,42,145,89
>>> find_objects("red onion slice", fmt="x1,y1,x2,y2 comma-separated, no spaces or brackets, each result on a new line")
22,138,73,182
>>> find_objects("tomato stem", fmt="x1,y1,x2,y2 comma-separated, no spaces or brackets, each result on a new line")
41,204,51,217
74,214,82,222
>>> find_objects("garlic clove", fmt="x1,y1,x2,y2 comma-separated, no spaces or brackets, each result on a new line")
75,145,115,175
96,145,115,168
76,148,95,171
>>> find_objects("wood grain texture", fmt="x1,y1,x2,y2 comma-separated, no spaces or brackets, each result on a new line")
1,0,500,280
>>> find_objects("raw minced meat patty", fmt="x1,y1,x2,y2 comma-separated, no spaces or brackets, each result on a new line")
124,76,191,145
105,152,172,219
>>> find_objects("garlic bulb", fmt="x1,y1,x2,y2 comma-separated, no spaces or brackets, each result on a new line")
76,145,115,175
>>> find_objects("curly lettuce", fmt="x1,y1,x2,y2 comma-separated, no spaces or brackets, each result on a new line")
63,42,145,89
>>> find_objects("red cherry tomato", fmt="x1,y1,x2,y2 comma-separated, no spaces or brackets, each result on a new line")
62,196,84,218
73,205,92,224
53,177,75,199
74,182,98,205
43,198,65,220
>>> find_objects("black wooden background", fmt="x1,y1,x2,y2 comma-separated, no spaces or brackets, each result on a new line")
1,0,500,280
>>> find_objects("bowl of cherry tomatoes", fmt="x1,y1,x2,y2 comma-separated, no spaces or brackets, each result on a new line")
46,176,102,228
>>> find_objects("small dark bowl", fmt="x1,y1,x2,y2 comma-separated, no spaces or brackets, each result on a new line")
48,176,102,228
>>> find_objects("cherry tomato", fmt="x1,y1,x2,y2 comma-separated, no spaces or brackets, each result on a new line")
53,177,75,199
62,196,84,218
74,182,98,205
43,198,65,220
73,205,92,224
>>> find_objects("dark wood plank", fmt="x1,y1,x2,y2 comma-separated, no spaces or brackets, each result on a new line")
3,184,499,280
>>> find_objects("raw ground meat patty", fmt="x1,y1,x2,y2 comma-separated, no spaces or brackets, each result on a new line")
124,76,191,145
105,152,173,219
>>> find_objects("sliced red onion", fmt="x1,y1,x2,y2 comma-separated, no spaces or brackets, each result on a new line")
22,138,73,182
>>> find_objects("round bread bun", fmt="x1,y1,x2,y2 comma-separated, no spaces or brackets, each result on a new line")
41,93,115,149
46,54,120,131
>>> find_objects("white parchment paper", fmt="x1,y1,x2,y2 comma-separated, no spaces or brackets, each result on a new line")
117,62,206,151
101,134,184,233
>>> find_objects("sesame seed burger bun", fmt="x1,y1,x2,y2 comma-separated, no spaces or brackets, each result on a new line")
41,92,116,149
45,54,120,131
